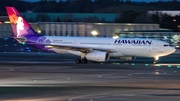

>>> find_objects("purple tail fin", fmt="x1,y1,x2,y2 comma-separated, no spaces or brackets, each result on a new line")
6,6,39,38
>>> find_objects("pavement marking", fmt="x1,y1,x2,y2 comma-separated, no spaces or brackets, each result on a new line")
154,64,180,66
68,93,132,101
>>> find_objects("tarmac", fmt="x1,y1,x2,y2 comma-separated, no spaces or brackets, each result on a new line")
0,52,179,101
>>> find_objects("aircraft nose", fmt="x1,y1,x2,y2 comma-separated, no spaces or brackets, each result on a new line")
169,47,176,54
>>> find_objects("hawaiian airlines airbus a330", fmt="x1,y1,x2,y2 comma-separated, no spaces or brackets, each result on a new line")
6,6,175,64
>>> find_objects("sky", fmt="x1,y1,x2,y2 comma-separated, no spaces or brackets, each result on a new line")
23,0,180,3
148,11,180,16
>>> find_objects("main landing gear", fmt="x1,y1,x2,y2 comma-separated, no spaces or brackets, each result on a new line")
75,58,88,64
75,52,88,64
153,56,159,64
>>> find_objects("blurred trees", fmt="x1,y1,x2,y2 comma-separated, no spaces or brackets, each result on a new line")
1,0,180,31
1,0,180,13
149,11,180,31
115,10,140,23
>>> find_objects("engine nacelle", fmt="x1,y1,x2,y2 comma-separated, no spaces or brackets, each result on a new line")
120,56,136,61
86,51,109,62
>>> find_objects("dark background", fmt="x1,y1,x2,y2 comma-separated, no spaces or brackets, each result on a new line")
1,0,180,31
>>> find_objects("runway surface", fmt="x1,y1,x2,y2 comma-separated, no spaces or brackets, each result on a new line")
0,52,180,101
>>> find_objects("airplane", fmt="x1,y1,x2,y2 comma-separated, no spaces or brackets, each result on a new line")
6,6,176,64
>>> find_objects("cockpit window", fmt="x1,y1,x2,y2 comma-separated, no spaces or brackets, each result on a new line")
164,44,169,47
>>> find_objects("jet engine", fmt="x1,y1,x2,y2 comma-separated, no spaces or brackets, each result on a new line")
86,51,110,62
120,56,136,61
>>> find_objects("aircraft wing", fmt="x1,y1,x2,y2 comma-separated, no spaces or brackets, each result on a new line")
45,44,117,53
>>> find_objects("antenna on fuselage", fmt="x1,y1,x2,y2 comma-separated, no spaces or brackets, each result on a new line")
104,35,108,38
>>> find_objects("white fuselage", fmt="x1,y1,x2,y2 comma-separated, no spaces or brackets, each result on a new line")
36,36,175,58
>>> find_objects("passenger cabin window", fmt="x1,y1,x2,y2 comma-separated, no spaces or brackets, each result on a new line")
164,44,169,47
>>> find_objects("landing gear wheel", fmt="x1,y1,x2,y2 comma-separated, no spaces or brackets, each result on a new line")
153,56,159,64
81,59,88,64
153,61,158,64
75,59,82,64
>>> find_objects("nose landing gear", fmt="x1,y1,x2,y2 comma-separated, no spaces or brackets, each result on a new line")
154,56,159,64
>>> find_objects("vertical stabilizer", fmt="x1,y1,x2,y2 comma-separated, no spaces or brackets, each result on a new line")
6,6,38,38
